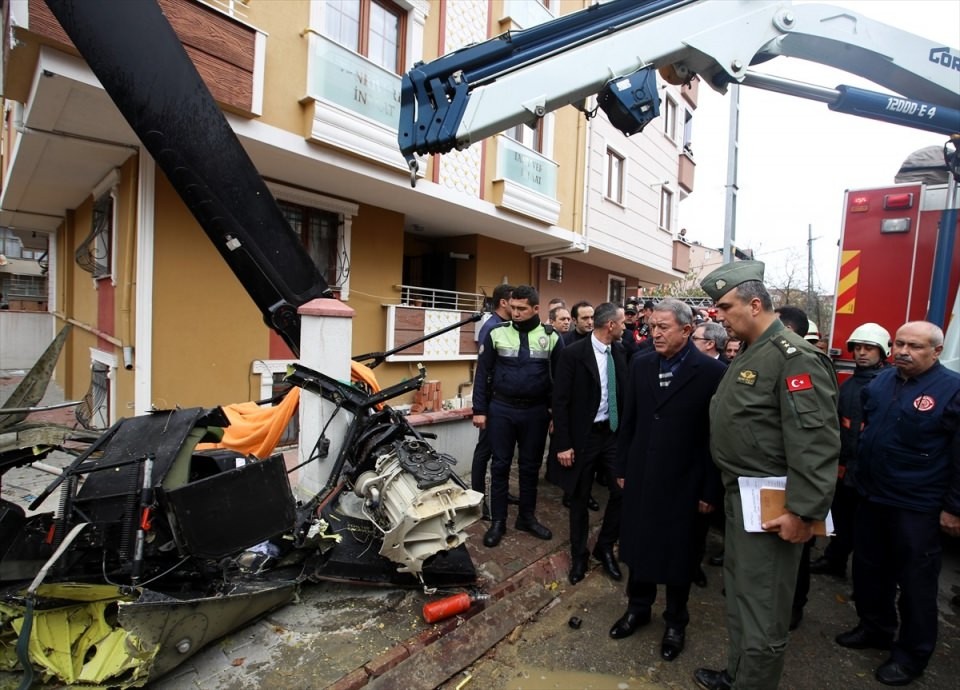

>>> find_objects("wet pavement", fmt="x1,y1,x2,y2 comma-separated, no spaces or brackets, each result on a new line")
3,371,960,689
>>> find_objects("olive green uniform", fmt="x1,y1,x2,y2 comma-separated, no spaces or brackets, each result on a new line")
710,319,840,689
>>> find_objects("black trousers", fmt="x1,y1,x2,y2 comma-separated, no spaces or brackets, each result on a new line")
853,500,942,673
627,574,691,628
487,400,550,520
470,427,492,495
823,480,859,567
568,426,621,558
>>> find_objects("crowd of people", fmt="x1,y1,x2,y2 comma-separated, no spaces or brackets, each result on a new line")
469,261,960,689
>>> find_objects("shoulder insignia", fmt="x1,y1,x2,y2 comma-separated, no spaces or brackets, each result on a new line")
775,336,802,358
736,369,758,386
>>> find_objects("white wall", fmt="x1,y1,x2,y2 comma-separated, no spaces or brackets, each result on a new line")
0,311,54,370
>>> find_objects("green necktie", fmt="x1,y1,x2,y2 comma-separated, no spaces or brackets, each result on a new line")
606,346,618,431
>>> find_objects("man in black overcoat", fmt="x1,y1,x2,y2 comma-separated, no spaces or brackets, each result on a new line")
611,298,726,662
548,302,628,585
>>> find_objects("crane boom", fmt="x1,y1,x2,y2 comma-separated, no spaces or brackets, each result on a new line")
399,0,960,175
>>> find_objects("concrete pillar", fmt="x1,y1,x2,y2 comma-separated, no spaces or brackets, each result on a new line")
297,298,355,497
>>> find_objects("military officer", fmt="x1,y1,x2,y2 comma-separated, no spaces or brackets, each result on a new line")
693,261,840,690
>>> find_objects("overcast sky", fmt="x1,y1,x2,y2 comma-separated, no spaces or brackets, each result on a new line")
678,0,960,296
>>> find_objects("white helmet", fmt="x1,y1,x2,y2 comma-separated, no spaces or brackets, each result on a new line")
804,320,820,343
847,322,891,357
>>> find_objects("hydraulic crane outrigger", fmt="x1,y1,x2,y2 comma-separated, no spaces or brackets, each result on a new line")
399,0,960,182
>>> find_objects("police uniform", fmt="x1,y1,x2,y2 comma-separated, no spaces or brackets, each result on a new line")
702,261,840,689
473,317,563,524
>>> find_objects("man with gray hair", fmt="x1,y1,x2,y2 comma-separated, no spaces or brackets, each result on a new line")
692,321,728,361
836,321,960,686
611,298,726,662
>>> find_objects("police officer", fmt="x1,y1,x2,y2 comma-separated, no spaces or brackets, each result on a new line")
473,284,564,547
810,322,890,578
836,321,960,686
693,261,840,690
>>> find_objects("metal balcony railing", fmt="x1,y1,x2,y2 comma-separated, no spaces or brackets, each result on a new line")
396,285,485,312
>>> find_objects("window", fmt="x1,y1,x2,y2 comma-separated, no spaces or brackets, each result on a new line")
0,229,23,258
608,276,626,305
663,96,677,141
606,148,624,203
92,194,113,279
76,169,119,279
506,119,544,153
659,187,673,231
77,360,111,430
278,200,343,288
322,0,406,74
547,257,563,283
683,109,693,156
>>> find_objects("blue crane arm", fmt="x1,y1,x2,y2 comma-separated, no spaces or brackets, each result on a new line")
398,0,959,177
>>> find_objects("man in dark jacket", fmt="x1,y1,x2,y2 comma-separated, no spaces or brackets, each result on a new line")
610,298,726,662
548,302,628,585
836,321,960,686
810,322,890,578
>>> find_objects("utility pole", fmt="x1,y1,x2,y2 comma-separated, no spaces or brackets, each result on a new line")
722,84,740,265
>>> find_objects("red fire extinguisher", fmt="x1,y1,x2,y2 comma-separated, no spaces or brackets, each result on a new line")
422,591,489,623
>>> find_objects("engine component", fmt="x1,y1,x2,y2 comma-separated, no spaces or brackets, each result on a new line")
354,441,483,577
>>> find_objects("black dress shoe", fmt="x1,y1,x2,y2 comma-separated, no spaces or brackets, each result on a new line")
835,624,893,650
789,607,803,631
693,567,707,588
694,668,733,690
608,610,650,639
588,495,600,511
660,626,685,661
515,515,552,540
483,520,506,547
568,555,588,585
708,552,724,567
809,555,846,578
507,492,520,505
875,660,921,686
592,546,622,580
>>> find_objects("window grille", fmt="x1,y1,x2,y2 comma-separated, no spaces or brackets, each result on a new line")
76,361,110,430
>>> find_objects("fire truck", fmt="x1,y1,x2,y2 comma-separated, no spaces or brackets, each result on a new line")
829,175,960,371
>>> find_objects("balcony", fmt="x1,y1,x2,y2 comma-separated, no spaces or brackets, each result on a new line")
490,136,561,225
384,286,485,363
672,239,691,273
678,152,696,194
303,33,413,174
681,76,700,109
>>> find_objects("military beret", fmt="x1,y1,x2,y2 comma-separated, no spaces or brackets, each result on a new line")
700,260,765,301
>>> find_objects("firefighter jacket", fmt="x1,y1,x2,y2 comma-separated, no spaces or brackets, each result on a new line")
709,319,840,520
838,363,885,474
472,316,563,415
854,362,960,514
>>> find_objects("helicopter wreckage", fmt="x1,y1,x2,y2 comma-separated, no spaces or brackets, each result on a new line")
0,333,483,687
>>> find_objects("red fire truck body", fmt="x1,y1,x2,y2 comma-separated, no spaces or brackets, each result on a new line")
830,183,960,369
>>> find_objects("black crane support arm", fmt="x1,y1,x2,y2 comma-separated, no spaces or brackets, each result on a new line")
44,0,331,356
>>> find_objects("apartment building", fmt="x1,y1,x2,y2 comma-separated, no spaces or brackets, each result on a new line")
0,0,696,427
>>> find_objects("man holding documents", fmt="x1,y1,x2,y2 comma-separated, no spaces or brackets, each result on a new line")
836,321,960,686
693,261,840,690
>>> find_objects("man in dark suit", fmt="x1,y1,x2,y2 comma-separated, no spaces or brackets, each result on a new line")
549,302,628,585
611,298,726,663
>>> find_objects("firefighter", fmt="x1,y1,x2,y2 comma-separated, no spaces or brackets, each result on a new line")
472,284,564,547
811,322,890,578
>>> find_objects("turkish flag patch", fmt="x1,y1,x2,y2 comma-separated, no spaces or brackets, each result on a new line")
786,373,814,392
